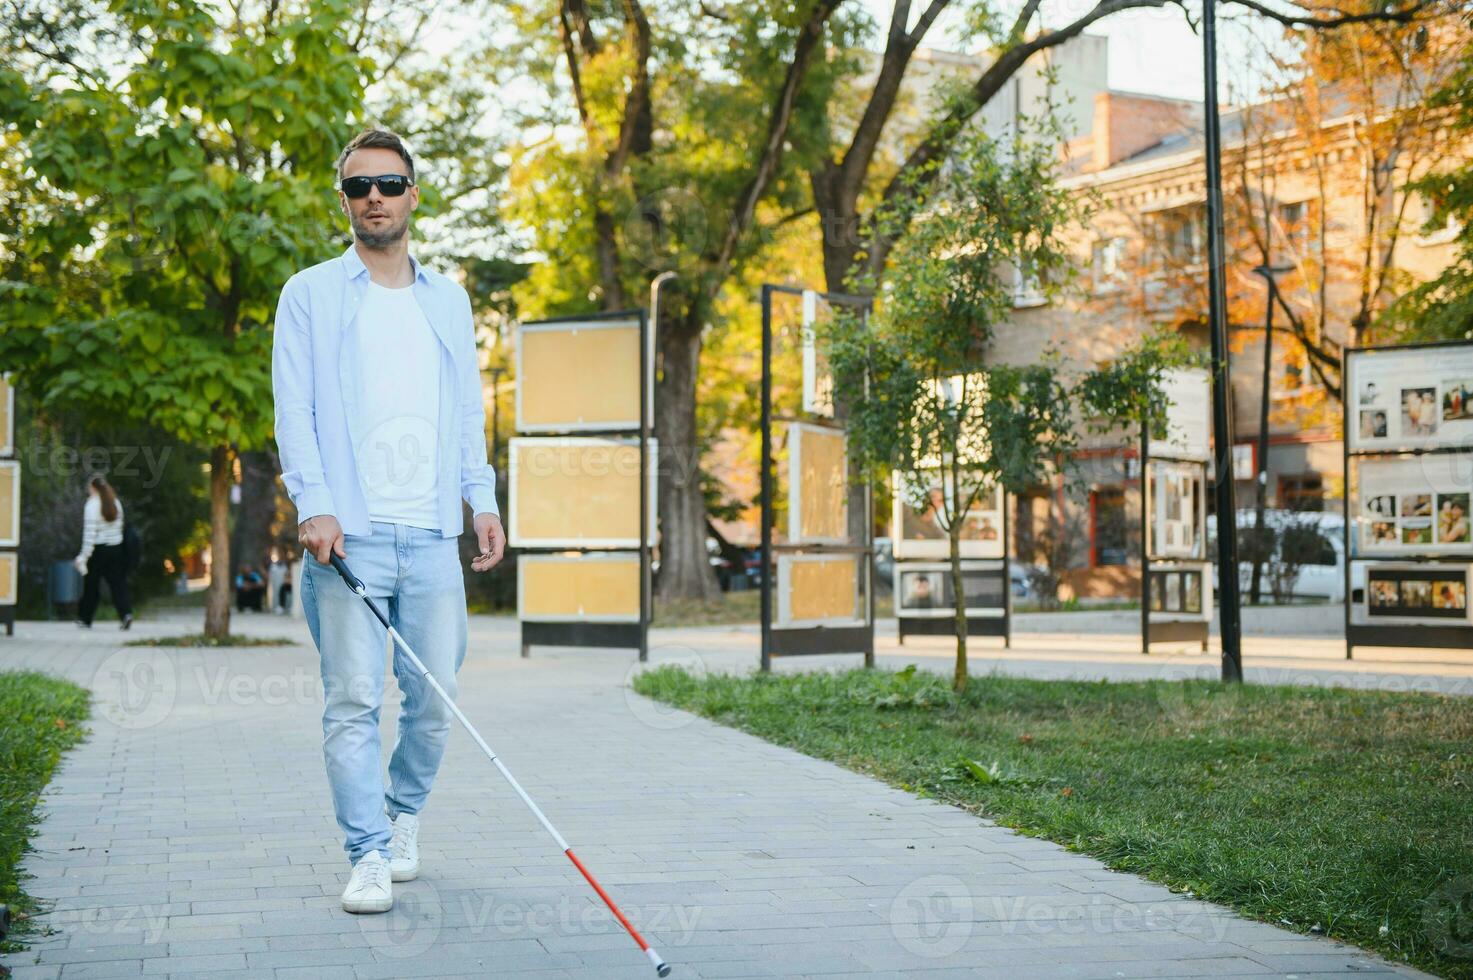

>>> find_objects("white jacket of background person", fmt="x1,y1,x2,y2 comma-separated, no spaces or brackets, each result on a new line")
75,494,124,575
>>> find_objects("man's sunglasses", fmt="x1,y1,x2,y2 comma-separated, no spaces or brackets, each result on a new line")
338,174,414,199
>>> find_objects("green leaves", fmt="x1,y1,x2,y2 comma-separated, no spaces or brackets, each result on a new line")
0,0,365,454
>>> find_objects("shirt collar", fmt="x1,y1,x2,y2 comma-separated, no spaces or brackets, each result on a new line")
340,242,429,285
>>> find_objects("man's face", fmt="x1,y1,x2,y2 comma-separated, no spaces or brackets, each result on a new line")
339,146,419,248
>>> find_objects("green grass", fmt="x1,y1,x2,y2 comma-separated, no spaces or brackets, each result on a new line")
632,664,1473,978
124,633,297,647
0,672,90,950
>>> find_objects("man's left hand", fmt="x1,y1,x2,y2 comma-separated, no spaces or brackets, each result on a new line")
471,512,505,572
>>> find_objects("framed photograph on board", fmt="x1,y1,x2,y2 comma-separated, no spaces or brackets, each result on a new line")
1356,455,1473,557
1346,345,1473,453
891,469,1004,560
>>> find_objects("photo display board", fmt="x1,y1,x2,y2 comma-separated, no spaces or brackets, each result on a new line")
1148,563,1213,622
1363,563,1471,625
512,309,654,660
1347,344,1473,453
1357,455,1473,556
1344,342,1473,655
800,290,835,417
1149,368,1211,462
892,471,1005,560
894,560,1007,619
516,319,651,432
787,422,848,544
1149,461,1205,560
760,284,875,666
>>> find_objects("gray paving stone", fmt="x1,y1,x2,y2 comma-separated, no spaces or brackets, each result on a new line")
0,612,1439,980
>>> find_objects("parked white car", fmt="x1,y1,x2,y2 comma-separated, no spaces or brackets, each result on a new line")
1207,509,1364,603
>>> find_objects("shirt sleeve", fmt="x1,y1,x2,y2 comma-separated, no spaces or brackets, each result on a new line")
77,496,99,563
272,275,338,523
454,288,500,519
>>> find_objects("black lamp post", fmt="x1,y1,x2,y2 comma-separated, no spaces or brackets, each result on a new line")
1202,0,1244,682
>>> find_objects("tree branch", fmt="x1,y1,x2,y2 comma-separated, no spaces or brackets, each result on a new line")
557,2,593,129
608,0,653,173
1222,0,1431,29
711,0,843,277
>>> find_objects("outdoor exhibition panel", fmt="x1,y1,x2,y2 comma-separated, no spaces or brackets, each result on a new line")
512,311,653,659
1142,367,1211,651
0,374,14,634
893,559,1008,639
516,317,651,433
760,284,875,669
892,470,1009,645
1344,342,1473,657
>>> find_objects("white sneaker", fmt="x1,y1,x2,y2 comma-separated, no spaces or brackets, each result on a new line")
389,812,420,882
341,850,392,913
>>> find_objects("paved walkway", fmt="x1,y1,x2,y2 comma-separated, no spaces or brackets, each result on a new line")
0,608,1443,979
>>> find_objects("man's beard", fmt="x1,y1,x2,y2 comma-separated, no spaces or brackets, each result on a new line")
351,209,410,249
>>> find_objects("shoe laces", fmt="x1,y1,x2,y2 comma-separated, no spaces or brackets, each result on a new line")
391,821,418,859
355,856,389,890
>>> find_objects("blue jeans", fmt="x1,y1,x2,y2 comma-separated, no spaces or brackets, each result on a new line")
300,521,467,866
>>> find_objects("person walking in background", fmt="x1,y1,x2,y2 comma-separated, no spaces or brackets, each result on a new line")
74,473,134,630
234,563,266,612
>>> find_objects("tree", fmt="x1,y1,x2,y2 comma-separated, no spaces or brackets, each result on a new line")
498,0,864,600
0,0,366,637
1237,8,1467,394
826,125,1179,690
1384,15,1473,338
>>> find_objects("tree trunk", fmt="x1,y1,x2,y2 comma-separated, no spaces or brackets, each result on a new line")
230,449,279,577
654,305,721,601
950,521,968,692
204,443,234,639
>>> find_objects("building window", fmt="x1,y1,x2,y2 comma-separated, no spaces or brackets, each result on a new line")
1412,190,1462,246
1091,237,1127,294
1274,199,1319,262
1151,206,1206,266
1013,267,1046,308
1091,487,1129,566
1278,474,1324,512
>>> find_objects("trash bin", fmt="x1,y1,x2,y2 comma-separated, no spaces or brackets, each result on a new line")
49,560,83,619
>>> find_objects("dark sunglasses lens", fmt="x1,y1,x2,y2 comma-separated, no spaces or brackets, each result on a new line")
340,176,373,198
375,176,409,196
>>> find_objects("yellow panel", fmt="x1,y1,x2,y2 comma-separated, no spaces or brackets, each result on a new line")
520,324,642,429
0,463,16,542
0,376,11,454
798,427,847,541
0,553,14,604
522,556,640,619
513,441,646,544
789,557,858,621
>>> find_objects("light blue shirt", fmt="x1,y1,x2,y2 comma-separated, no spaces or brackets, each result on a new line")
271,243,499,538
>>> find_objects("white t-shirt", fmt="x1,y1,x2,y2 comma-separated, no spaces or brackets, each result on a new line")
352,281,442,531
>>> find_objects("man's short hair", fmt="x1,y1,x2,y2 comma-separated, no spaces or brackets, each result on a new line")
335,129,415,182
